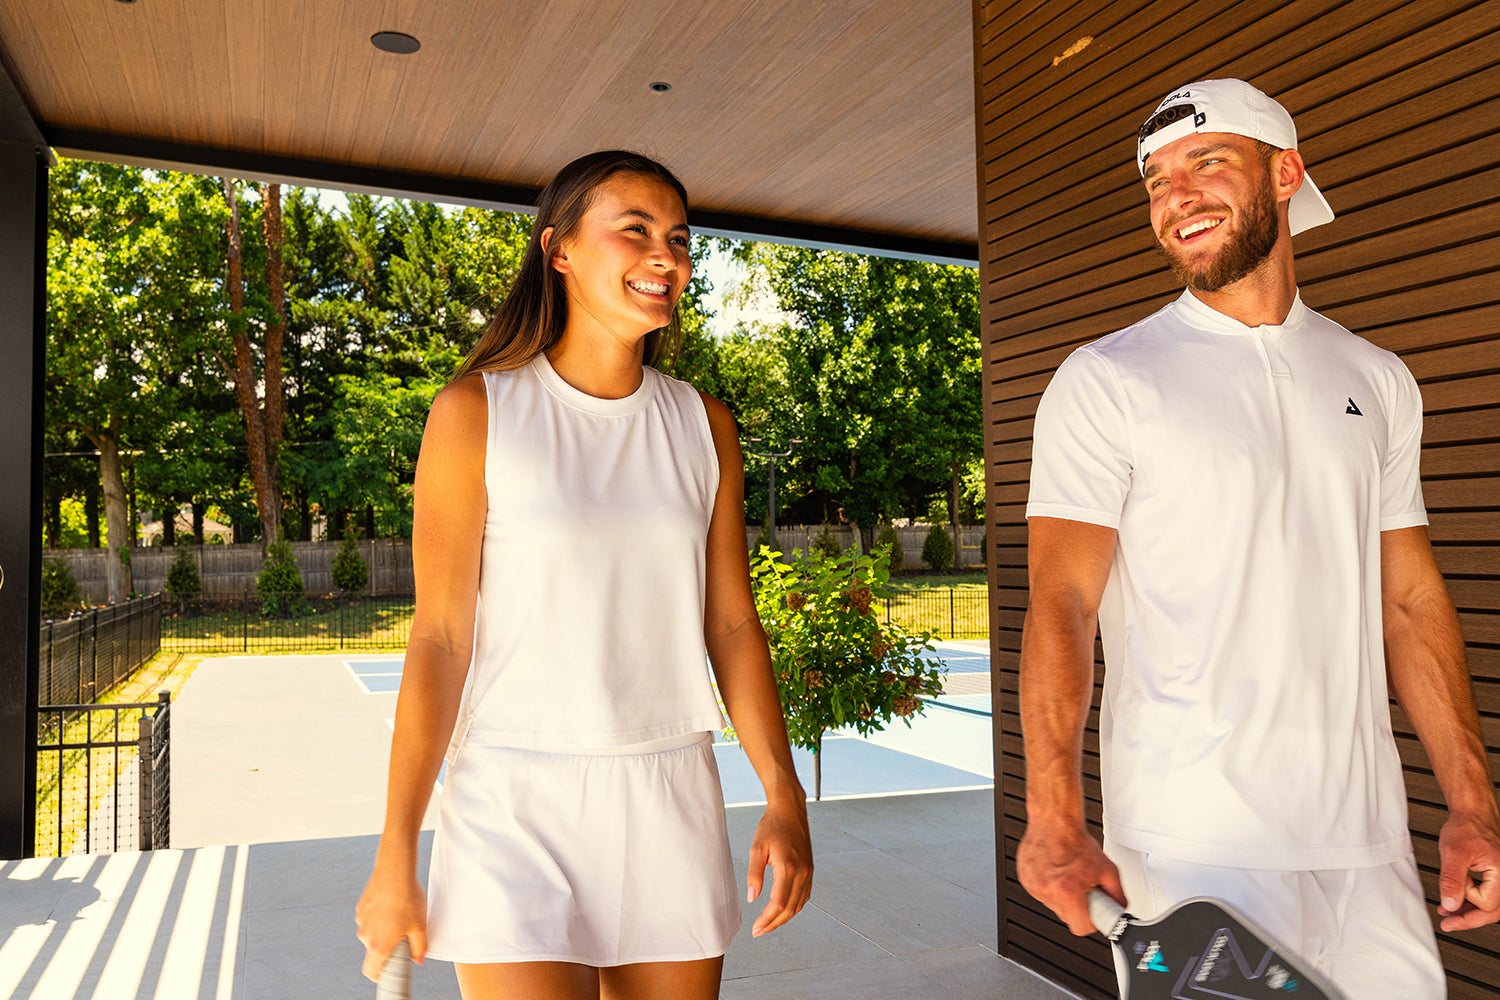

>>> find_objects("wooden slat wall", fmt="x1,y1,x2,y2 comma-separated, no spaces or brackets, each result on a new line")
974,1,1500,996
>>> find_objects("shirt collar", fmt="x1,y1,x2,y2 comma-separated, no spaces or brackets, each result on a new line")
1172,288,1307,336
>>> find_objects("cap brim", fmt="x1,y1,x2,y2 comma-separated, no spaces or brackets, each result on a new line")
1289,172,1335,236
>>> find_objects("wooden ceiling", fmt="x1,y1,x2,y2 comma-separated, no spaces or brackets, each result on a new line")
0,0,978,262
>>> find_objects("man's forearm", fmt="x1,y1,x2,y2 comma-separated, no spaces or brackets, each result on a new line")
1020,596,1100,828
1386,583,1497,820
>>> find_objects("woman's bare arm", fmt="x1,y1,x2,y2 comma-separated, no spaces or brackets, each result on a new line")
699,392,812,937
356,373,488,977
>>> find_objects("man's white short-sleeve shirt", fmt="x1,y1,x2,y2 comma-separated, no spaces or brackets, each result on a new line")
1027,290,1427,869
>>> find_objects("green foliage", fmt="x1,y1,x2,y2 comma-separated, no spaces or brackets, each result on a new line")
811,525,843,558
731,244,983,529
41,558,82,618
331,534,370,593
256,542,306,616
876,525,905,575
165,547,201,597
749,545,944,771
922,525,954,572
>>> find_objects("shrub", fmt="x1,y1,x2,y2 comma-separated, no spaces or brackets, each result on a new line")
164,547,201,598
811,524,843,558
41,558,81,618
875,525,904,574
331,534,370,593
256,542,306,616
752,524,771,555
749,545,944,799
922,525,954,572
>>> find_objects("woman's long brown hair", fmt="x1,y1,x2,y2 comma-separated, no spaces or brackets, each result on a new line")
454,151,689,379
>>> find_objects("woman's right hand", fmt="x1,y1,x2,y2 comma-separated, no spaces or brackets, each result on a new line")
355,856,429,981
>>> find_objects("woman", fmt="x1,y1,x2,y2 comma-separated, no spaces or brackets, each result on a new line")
355,150,813,1000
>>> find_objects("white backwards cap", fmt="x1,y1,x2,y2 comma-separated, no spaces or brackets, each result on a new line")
1136,78,1335,236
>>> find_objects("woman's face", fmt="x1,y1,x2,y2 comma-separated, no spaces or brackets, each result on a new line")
546,172,691,345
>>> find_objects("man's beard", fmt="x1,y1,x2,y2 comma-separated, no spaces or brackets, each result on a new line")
1158,177,1279,293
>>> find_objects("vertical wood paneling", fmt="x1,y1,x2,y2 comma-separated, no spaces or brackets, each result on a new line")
977,1,1500,996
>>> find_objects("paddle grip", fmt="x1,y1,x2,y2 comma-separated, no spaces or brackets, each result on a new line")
1087,887,1128,940
375,938,412,1000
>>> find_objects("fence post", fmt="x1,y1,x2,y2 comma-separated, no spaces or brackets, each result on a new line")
42,623,51,708
154,691,170,850
340,602,346,650
138,712,154,851
89,607,99,704
949,587,955,638
242,592,249,652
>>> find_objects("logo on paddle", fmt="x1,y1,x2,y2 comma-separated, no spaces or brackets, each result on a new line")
1134,940,1170,972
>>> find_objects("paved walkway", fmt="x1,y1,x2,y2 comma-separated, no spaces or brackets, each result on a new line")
0,654,1080,999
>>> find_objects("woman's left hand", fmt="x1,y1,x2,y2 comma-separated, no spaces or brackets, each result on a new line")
746,795,813,936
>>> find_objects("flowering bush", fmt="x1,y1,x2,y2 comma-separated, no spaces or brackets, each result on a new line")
750,543,945,797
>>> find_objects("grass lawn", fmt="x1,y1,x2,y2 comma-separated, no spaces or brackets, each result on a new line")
163,596,415,653
888,569,988,590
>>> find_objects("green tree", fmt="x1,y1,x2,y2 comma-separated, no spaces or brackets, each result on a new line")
921,525,954,572
331,533,370,593
47,162,230,599
738,246,982,544
749,544,944,799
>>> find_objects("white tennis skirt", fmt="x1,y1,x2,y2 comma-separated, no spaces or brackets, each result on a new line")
425,731,741,966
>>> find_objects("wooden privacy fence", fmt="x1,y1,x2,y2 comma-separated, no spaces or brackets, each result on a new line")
744,523,989,570
48,539,415,603
50,525,989,604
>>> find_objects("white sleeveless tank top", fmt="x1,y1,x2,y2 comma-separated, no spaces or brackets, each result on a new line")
450,352,727,750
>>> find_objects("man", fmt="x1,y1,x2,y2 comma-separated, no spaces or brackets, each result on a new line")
1017,78,1500,996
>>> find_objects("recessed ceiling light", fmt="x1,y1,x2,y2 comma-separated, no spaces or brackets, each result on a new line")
648,82,672,93
371,31,421,55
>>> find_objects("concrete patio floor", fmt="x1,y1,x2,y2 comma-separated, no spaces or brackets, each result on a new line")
0,655,1082,999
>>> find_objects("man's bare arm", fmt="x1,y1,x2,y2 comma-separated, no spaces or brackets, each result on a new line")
1017,516,1124,935
1382,524,1500,931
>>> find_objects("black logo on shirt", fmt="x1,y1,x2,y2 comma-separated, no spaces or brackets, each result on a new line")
1345,398,1363,416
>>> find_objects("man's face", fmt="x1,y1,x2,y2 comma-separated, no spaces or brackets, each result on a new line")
1143,131,1281,293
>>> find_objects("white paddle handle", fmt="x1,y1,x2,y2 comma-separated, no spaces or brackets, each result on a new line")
375,938,411,1000
1087,887,1129,940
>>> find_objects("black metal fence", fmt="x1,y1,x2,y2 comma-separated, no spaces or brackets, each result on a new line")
156,588,989,650
880,587,989,639
35,693,171,857
40,595,163,705
161,592,415,652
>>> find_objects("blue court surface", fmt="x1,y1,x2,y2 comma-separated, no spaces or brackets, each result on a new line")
344,644,994,803
918,639,989,673
345,657,404,694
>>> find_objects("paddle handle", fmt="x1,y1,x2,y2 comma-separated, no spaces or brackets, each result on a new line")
375,938,412,1000
1087,887,1129,940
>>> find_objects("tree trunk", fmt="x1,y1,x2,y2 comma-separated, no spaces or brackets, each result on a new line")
89,428,133,603
162,502,176,546
950,459,962,570
813,731,823,801
262,183,287,539
44,495,60,550
86,482,100,548
192,500,205,545
222,176,285,548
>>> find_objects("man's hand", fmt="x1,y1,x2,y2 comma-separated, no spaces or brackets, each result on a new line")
1437,810,1500,932
1017,818,1125,936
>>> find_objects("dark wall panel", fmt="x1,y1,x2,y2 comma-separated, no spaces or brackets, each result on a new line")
975,0,1500,996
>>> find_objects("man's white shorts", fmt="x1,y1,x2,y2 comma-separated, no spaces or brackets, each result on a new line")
1105,839,1445,998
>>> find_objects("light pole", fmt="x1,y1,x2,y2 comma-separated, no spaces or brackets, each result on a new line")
744,437,801,551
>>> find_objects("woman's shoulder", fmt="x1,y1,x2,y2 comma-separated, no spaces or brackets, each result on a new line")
427,373,490,436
